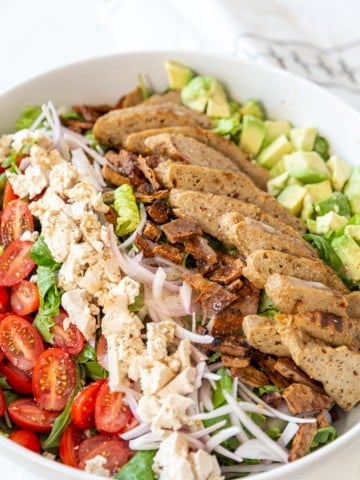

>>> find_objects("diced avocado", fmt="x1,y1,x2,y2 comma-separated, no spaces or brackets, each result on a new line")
267,172,289,197
206,82,231,117
269,158,285,177
301,193,314,221
181,75,230,116
306,218,318,233
289,127,317,151
327,155,352,191
314,192,351,217
240,115,266,155
277,184,306,216
344,225,360,242
344,166,360,214
314,135,330,160
315,212,348,234
264,120,291,144
257,135,293,169
164,60,194,89
331,235,360,281
240,99,264,119
284,151,330,184
304,180,333,203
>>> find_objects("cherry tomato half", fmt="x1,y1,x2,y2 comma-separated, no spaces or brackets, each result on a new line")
9,429,41,453
78,437,129,475
96,335,108,370
95,380,133,435
0,360,33,394
10,280,40,317
0,314,44,370
8,398,59,432
0,199,34,247
0,287,9,313
0,240,35,287
2,181,18,210
51,310,84,355
0,387,5,417
32,347,76,411
59,423,85,468
71,379,105,430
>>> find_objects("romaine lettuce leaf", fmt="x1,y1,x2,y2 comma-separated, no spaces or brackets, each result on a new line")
113,184,140,237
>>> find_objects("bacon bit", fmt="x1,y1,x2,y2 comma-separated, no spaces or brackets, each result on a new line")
203,335,252,357
274,357,324,392
143,221,162,242
183,272,209,291
146,200,172,224
282,383,333,415
104,206,118,229
231,364,269,388
102,164,131,187
135,189,169,204
152,243,185,264
196,282,238,313
134,234,154,258
255,356,290,389
210,257,244,284
61,119,93,133
226,278,244,293
211,302,244,337
316,411,330,428
262,391,282,409
289,423,317,462
221,354,250,369
162,217,202,244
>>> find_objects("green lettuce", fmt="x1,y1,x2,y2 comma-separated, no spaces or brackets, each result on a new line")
113,184,140,237
15,105,42,131
116,450,156,480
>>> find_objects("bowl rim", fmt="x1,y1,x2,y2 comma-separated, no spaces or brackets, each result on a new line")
0,49,359,480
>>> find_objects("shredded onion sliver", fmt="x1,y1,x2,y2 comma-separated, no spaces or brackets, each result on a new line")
118,203,147,250
190,420,227,438
206,426,241,452
120,422,150,441
175,324,214,344
235,439,285,462
277,422,299,448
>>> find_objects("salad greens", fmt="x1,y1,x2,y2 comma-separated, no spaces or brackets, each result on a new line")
15,105,42,131
113,184,141,237
116,450,156,480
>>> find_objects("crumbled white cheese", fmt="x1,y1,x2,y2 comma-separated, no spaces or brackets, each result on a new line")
138,393,193,431
146,321,175,361
84,455,110,478
61,289,98,340
189,449,224,480
19,230,39,242
139,361,176,396
157,366,196,398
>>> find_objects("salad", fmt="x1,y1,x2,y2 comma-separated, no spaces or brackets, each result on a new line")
0,60,359,480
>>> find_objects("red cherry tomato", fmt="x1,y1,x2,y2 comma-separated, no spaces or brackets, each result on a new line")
0,387,5,416
51,310,84,355
0,199,34,247
0,314,44,370
2,181,18,210
0,287,9,313
96,335,108,370
78,437,129,475
0,240,35,287
9,429,41,453
10,280,40,316
8,398,59,432
71,379,105,430
59,423,85,468
95,380,133,434
0,360,33,394
32,347,76,411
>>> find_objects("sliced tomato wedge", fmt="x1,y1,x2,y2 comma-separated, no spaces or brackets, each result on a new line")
9,429,41,453
59,423,85,468
78,437,129,475
8,398,59,432
2,181,18,210
0,240,35,287
0,287,9,313
32,347,76,411
96,335,108,370
95,380,133,434
0,199,34,247
10,280,40,316
0,314,44,370
51,310,84,355
0,360,33,394
0,387,5,416
71,379,105,430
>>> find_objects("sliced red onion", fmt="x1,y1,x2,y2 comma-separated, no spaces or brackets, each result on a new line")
179,433,205,451
124,391,143,424
71,148,105,191
213,445,243,463
223,391,289,463
194,361,206,389
118,203,147,250
207,361,223,372
153,255,189,275
42,102,70,160
235,439,285,462
175,324,214,344
237,382,317,425
203,372,221,381
206,426,241,452
152,267,167,303
19,156,31,171
191,405,232,421
190,420,227,438
179,281,193,315
64,132,107,167
30,111,46,131
199,381,214,412
277,422,299,448
230,377,249,444
129,431,164,450
190,345,208,363
120,422,150,441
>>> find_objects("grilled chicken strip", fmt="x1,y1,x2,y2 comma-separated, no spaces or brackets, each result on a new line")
242,314,289,357
279,327,360,411
154,162,304,232
265,274,348,316
125,126,269,189
346,291,360,318
168,190,305,241
93,103,212,147
242,249,349,294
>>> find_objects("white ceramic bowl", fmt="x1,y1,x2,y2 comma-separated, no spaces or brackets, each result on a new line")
0,51,359,480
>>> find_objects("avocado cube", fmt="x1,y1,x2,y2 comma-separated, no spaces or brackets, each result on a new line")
304,180,333,203
277,184,306,216
315,212,348,234
267,172,289,197
344,225,360,242
314,192,351,217
240,115,266,155
240,99,264,119
344,166,360,214
289,127,317,151
257,135,293,169
284,151,330,184
327,155,352,191
264,120,291,144
206,81,231,117
164,60,194,90
331,235,360,281
269,158,286,177
301,193,314,221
